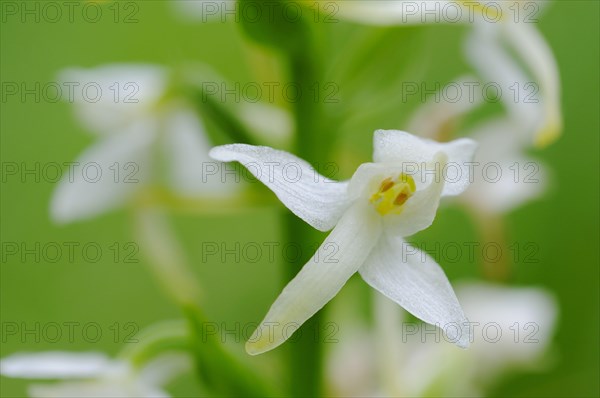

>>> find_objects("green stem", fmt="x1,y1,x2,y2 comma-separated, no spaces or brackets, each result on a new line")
283,41,332,397
183,305,276,397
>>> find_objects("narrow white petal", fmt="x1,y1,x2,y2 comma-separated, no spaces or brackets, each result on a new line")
373,130,477,196
0,352,111,379
246,203,381,355
58,64,166,136
465,23,539,137
359,236,470,348
502,22,562,147
210,144,351,231
163,109,237,197
50,123,155,223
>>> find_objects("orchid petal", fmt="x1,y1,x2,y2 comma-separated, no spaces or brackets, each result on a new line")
502,22,562,147
210,144,351,231
0,352,111,379
373,130,477,196
50,123,155,223
359,236,470,348
246,203,381,355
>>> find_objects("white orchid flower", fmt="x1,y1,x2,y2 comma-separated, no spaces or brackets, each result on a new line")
327,283,557,397
409,78,548,214
329,0,562,147
0,351,190,398
210,130,477,354
51,64,236,223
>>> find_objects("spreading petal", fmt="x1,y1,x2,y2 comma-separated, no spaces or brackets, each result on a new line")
210,144,351,231
246,203,381,355
50,122,156,223
373,130,477,196
359,235,470,348
0,352,111,379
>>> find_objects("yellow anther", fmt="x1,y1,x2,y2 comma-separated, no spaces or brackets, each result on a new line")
369,173,416,216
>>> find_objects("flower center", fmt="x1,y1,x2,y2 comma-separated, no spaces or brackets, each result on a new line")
369,173,416,216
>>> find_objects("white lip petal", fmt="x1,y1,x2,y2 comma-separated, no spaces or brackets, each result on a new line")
50,122,156,223
163,109,237,197
373,130,477,196
359,235,470,348
246,202,381,355
210,144,351,231
0,352,111,379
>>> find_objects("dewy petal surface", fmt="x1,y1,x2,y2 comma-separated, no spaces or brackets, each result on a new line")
372,130,477,196
210,144,351,231
246,202,381,355
359,235,470,348
0,352,111,379
50,122,156,223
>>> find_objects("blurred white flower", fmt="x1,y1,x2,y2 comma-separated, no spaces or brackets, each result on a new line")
327,282,558,397
0,351,190,398
210,130,477,354
329,0,562,147
51,64,236,223
408,79,548,214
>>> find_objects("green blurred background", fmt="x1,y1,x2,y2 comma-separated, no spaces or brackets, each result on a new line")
1,1,598,396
